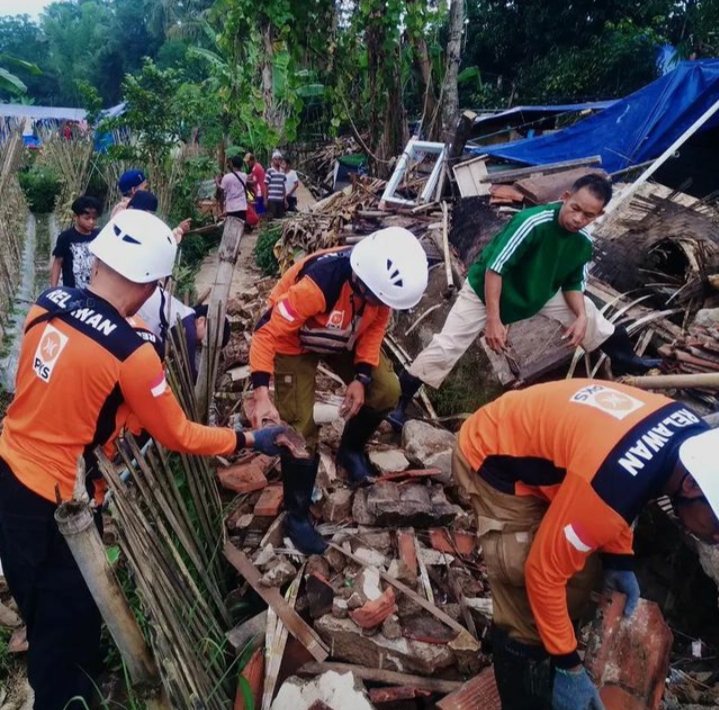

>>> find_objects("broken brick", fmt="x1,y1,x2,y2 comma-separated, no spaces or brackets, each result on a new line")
374,468,444,483
253,485,283,517
369,686,432,704
350,588,397,629
306,573,335,619
584,592,673,710
436,666,501,710
218,455,273,494
429,529,477,557
396,530,418,579
234,647,264,710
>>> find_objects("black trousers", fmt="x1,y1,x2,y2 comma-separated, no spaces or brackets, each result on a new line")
0,458,102,710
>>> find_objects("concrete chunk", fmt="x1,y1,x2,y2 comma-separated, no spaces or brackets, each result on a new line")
352,481,454,528
402,421,456,479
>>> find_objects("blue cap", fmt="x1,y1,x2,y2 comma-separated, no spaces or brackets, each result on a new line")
118,169,147,195
127,190,158,213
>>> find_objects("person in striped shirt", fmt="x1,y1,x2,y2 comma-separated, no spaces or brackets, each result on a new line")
388,174,661,430
265,150,288,219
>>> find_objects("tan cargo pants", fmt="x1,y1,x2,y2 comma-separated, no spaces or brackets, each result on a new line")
408,280,615,389
274,350,400,452
452,446,600,646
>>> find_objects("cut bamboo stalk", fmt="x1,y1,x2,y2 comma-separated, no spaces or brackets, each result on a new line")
621,372,719,390
55,474,170,709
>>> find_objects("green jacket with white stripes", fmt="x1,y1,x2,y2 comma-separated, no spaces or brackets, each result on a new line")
467,202,593,324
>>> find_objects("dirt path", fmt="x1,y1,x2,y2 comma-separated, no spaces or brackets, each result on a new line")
194,184,316,300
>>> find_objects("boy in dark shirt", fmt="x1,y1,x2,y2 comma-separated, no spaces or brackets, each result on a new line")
50,196,102,288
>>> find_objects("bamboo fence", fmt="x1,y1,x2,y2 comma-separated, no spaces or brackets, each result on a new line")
96,327,236,709
0,129,28,318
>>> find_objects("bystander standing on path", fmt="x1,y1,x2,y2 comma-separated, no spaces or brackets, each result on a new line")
265,150,288,219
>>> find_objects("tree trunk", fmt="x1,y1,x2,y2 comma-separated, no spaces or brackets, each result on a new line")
440,0,463,135
406,0,440,140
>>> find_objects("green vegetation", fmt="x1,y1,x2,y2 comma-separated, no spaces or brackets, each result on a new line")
18,164,62,214
254,225,282,276
3,1,717,167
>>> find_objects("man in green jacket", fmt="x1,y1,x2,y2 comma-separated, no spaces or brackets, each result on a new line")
388,174,660,429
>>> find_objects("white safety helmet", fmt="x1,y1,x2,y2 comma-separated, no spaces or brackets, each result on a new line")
678,428,719,520
350,227,428,310
90,210,177,284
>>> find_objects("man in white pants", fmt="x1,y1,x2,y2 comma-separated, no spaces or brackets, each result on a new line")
388,174,660,429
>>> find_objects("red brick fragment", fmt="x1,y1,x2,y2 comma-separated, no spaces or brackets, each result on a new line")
436,666,501,710
584,592,673,710
350,588,397,629
253,485,283,517
396,530,417,578
369,686,432,703
218,454,274,493
375,468,443,483
429,529,477,556
234,647,264,710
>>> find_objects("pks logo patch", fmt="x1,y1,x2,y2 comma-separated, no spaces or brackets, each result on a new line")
33,324,69,382
327,309,345,330
570,384,645,420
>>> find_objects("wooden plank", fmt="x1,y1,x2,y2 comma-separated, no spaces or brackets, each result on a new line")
481,155,602,184
223,542,329,662
327,542,478,648
514,167,608,205
298,662,462,694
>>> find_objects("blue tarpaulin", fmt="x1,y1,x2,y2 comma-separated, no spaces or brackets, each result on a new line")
473,60,719,173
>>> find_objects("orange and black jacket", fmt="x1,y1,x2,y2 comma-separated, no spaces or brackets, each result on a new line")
0,286,238,505
250,247,390,388
458,378,707,667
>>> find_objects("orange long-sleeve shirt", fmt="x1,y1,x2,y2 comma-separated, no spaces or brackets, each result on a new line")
250,248,390,387
458,378,707,666
0,287,237,504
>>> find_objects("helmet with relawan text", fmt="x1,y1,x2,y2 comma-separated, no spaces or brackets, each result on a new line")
678,428,719,521
89,210,177,283
350,227,428,310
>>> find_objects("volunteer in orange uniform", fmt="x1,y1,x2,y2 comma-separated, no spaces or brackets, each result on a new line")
0,210,286,710
250,227,428,554
453,379,719,710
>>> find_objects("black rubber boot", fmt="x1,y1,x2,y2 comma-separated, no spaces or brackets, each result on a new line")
600,325,662,375
386,370,423,432
282,455,327,555
336,407,384,486
492,627,553,710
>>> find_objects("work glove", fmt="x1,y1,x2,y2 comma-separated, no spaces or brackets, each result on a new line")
552,667,605,710
603,569,641,617
250,426,288,457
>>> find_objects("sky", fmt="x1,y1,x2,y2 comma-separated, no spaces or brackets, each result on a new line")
0,0,50,19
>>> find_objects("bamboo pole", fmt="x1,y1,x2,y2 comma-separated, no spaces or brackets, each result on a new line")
55,500,170,709
621,372,719,390
196,216,245,420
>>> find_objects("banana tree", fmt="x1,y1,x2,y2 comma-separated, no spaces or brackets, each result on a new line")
0,54,41,96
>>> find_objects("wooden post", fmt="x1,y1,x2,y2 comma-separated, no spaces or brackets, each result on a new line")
55,501,170,710
195,216,245,421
